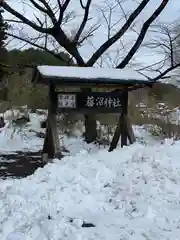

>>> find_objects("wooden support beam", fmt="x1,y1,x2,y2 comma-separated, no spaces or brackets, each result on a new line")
121,115,128,147
121,90,128,148
109,115,122,152
109,89,136,151
42,83,62,161
125,115,136,144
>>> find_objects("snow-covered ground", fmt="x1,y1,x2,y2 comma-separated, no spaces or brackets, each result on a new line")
0,112,45,154
0,111,180,239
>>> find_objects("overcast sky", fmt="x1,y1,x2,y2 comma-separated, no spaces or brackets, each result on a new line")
4,0,180,75
160,0,180,21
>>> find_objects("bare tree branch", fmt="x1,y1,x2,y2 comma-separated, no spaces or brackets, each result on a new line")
99,3,124,40
86,0,151,66
51,27,85,64
99,6,112,39
58,0,71,24
116,0,169,68
33,13,43,27
152,63,180,81
137,57,168,71
80,0,86,9
74,0,92,43
1,0,178,143
57,0,61,9
2,0,176,74
97,1,129,67
28,0,57,25
4,19,23,24
141,21,180,74
1,0,52,33
116,0,139,35
29,0,48,15
2,0,84,65
165,26,174,66
6,32,69,63
38,0,57,25
71,23,100,46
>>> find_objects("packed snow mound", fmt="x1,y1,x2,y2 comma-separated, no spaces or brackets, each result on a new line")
1,139,180,239
3,106,30,121
0,124,44,153
3,109,20,121
0,110,47,153
1,107,180,239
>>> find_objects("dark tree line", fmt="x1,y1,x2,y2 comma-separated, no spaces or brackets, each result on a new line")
0,7,7,78
0,6,8,100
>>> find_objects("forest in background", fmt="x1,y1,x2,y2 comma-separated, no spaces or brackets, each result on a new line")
3,48,180,109
1,48,71,110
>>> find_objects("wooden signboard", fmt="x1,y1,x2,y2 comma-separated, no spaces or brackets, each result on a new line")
56,92,122,113
32,65,153,159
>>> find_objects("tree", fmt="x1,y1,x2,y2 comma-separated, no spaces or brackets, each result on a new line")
0,6,8,100
0,7,7,75
1,0,180,143
8,48,73,66
5,48,73,76
3,48,73,109
137,21,179,74
172,22,180,66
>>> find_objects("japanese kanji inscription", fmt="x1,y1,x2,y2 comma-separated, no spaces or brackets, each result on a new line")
57,92,122,113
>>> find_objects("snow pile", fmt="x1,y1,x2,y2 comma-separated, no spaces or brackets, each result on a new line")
37,65,148,82
28,112,47,131
0,107,180,239
0,110,47,154
3,106,29,122
1,138,180,239
0,124,43,153
171,107,180,125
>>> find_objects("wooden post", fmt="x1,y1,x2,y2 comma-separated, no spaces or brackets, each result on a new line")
42,83,62,161
109,89,128,152
120,90,128,147
83,88,97,143
125,115,136,144
109,114,123,152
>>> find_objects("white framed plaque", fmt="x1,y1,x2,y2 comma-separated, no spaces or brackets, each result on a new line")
58,94,76,108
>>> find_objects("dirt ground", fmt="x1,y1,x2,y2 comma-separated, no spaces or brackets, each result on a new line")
0,151,46,179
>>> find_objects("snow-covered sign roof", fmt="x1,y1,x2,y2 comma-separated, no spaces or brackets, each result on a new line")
33,65,153,87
